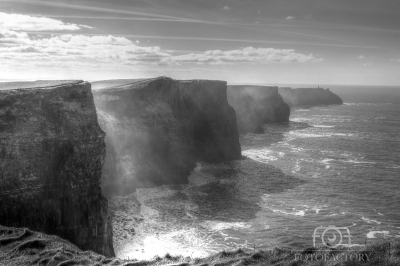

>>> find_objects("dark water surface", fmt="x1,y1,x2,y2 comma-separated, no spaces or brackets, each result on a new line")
117,88,400,260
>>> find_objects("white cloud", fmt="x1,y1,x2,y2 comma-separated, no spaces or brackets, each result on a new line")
358,55,365,59
285,16,295,20
0,28,29,43
223,6,230,10
363,63,372,66
0,13,323,72
164,47,322,65
0,31,172,68
390,58,400,62
0,12,91,31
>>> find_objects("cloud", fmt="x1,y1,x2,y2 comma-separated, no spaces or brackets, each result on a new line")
390,58,400,62
358,55,365,59
0,30,172,67
164,47,322,65
0,28,30,43
0,12,322,71
285,16,295,20
363,63,372,66
0,12,90,31
0,12,173,68
223,6,230,10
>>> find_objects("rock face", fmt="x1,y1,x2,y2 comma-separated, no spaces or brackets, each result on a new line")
278,87,343,107
227,85,290,134
93,77,241,196
0,81,114,257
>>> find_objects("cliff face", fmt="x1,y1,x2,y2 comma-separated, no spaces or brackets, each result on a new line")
0,81,114,257
93,77,241,196
227,85,290,134
178,80,241,162
278,87,343,107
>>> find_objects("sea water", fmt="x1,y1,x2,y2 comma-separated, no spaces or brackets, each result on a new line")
117,86,400,260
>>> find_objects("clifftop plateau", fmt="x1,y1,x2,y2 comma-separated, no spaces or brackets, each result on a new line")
0,80,114,256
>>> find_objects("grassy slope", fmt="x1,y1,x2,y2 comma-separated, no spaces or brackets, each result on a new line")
1,225,399,266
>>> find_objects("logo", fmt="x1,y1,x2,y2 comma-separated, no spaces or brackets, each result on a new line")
313,225,351,248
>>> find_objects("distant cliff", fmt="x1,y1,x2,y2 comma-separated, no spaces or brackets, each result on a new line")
93,77,241,196
0,81,114,257
278,87,343,107
227,85,290,134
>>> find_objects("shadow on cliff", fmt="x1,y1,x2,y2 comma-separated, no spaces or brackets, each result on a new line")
181,158,306,222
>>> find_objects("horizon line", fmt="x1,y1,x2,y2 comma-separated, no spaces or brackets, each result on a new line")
0,79,399,88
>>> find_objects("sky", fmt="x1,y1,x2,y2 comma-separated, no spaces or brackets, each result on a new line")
0,0,399,85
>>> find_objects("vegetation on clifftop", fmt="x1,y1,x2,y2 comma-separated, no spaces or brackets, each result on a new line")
1,225,399,266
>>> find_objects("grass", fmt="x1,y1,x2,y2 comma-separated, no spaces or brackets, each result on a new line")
0,225,399,265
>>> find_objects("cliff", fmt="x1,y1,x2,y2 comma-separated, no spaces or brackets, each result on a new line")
0,81,114,257
278,87,343,107
227,85,290,134
178,80,241,162
1,224,398,266
93,77,241,196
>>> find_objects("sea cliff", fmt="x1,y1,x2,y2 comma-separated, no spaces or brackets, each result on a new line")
278,87,343,107
227,85,290,133
93,77,241,196
0,81,114,257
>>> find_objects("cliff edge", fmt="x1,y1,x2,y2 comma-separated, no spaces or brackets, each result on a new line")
278,87,343,107
1,225,398,266
93,77,241,196
227,85,290,134
0,81,114,256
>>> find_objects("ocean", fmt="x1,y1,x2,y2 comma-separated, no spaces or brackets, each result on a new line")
115,86,400,260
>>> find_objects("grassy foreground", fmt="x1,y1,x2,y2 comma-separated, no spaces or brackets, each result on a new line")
1,225,399,266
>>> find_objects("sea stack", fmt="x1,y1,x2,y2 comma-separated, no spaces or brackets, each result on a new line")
278,87,343,107
0,81,114,257
93,77,241,197
227,85,290,134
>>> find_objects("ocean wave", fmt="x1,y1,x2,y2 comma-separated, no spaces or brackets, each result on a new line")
334,133,355,137
345,160,375,164
200,221,251,231
311,205,328,214
344,103,360,106
270,208,306,216
321,158,335,164
242,148,278,163
361,216,381,225
118,227,214,260
290,132,326,138
290,146,309,152
313,125,335,128
291,118,313,122
366,230,390,239
293,161,301,172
